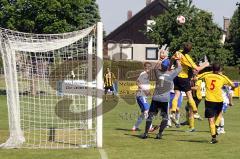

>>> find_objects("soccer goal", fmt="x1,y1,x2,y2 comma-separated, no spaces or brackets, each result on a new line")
0,22,103,149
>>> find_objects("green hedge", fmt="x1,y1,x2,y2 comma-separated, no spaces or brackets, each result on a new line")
103,60,240,81
103,60,144,80
224,66,240,81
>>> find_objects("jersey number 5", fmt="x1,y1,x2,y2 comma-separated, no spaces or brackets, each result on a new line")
210,80,216,90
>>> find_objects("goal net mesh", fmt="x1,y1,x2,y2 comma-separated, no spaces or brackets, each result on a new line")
0,23,103,149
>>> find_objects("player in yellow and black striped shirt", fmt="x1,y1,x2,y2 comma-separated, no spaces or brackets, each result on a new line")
104,68,116,100
170,42,209,132
198,63,236,144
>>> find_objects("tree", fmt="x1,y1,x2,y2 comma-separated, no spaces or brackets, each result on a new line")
0,0,101,33
227,6,240,66
146,0,232,65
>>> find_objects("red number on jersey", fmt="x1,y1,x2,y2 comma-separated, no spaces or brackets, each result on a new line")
210,80,216,90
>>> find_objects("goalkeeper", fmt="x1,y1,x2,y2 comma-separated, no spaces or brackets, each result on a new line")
142,54,182,139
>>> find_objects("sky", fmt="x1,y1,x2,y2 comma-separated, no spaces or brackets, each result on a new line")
96,0,239,34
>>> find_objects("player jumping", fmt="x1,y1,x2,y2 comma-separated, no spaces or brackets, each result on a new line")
170,42,209,132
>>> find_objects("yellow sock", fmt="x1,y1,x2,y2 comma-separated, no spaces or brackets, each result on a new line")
189,116,194,129
209,122,216,136
215,114,222,126
171,97,178,112
186,112,189,122
188,98,197,112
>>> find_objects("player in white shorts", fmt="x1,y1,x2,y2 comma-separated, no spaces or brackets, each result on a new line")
217,85,233,134
132,62,153,131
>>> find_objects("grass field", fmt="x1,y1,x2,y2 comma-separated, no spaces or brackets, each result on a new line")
0,95,240,159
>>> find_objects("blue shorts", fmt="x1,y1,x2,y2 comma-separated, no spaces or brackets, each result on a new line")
169,92,183,108
222,103,228,113
136,96,150,112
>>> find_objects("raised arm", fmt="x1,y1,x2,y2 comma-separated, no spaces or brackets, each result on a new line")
169,60,182,79
184,54,209,72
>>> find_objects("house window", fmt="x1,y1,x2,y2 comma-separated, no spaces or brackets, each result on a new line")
120,47,133,60
146,47,158,60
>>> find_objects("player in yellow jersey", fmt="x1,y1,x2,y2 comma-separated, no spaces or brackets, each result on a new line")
104,67,116,100
197,63,236,144
170,42,209,132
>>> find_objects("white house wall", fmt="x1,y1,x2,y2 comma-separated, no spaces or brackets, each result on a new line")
108,43,159,61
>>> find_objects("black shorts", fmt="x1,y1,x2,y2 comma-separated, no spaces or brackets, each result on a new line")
104,86,114,92
173,76,191,92
149,100,168,117
205,101,223,118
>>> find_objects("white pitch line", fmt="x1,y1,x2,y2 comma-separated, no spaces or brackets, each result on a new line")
99,149,108,159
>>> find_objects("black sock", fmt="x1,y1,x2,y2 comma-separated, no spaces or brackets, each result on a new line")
159,119,168,134
212,134,216,138
145,115,153,134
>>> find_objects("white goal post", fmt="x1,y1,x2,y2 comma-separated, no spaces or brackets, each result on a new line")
0,22,103,149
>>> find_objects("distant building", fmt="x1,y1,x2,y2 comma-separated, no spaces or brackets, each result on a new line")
104,0,169,61
221,17,230,44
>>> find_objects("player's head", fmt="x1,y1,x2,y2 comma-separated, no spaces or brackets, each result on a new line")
183,42,192,53
143,62,152,73
212,63,221,73
161,59,170,72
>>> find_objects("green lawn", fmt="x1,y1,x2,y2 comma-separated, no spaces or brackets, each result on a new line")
0,95,240,159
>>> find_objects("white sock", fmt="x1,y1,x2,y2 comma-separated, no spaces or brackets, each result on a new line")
176,112,180,124
220,116,224,127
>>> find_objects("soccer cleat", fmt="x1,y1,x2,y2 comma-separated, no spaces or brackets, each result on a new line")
155,133,163,139
132,127,140,131
141,133,148,139
197,116,203,121
186,128,196,132
149,125,159,132
219,128,226,134
210,138,218,144
193,113,201,119
180,121,189,126
175,124,180,128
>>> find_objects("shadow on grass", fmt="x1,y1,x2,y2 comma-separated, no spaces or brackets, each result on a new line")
51,141,79,147
115,128,138,132
176,139,209,143
166,129,209,133
165,129,186,133
124,134,143,139
124,133,162,140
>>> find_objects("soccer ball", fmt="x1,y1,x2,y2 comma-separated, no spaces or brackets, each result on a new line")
176,15,185,25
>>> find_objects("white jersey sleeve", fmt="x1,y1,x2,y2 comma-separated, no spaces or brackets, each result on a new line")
136,71,150,96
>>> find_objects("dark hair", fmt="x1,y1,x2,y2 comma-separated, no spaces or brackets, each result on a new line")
144,62,152,67
183,42,192,53
212,63,221,72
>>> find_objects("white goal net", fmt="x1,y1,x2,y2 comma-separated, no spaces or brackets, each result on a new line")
0,22,103,149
